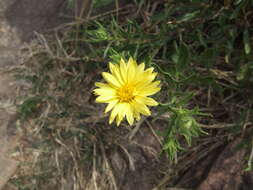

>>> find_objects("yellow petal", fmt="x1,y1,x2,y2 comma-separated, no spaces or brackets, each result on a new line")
135,96,159,106
145,67,154,73
95,82,111,88
139,105,151,116
119,59,127,82
134,111,141,121
96,95,116,103
116,114,123,126
102,72,121,88
125,104,134,125
93,87,116,96
109,104,121,124
109,63,124,85
109,62,116,74
137,62,145,73
138,81,161,96
128,57,138,68
115,103,126,126
151,80,161,87
135,72,157,88
141,87,161,96
133,63,145,83
105,99,118,113
131,100,151,116
127,58,136,83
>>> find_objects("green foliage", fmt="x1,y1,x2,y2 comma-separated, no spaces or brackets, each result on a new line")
67,0,75,9
160,95,209,161
75,0,253,161
18,96,45,120
93,0,115,8
19,0,253,179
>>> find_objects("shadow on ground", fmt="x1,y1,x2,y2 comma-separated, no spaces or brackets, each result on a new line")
5,0,90,42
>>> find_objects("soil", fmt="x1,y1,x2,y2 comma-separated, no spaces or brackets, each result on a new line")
110,125,163,190
5,0,68,42
172,138,253,190
0,72,18,189
0,0,89,189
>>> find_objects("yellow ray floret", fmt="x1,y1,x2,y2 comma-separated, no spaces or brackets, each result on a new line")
94,57,161,126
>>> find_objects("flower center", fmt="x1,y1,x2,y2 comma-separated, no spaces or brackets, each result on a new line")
118,84,135,102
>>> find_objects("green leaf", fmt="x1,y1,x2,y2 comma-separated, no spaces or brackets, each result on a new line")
171,53,179,64
93,0,114,8
237,64,249,81
233,0,243,5
18,96,44,120
200,48,216,68
245,165,252,172
178,42,190,68
67,0,75,8
243,29,251,55
197,30,207,48
178,10,200,23
230,0,247,19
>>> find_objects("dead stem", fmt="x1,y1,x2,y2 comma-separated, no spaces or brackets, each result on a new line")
99,142,118,190
128,118,146,140
145,120,163,146
118,144,135,171
200,122,252,129
92,143,98,190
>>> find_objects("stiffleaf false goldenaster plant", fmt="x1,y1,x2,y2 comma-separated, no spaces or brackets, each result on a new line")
94,58,161,126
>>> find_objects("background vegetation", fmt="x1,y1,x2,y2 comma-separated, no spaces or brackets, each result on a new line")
9,0,253,189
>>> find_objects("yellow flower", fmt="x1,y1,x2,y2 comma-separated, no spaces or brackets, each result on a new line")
94,58,161,126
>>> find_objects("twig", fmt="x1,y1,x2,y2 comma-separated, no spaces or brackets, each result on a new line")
128,118,146,140
99,142,118,190
145,120,163,146
200,122,252,129
54,137,79,184
92,143,98,190
118,144,135,171
54,30,69,58
247,138,253,170
242,109,251,138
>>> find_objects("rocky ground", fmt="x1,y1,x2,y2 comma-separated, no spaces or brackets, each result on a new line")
0,0,82,188
0,1,21,188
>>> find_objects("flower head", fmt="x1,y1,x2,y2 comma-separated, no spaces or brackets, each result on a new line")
94,58,161,126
